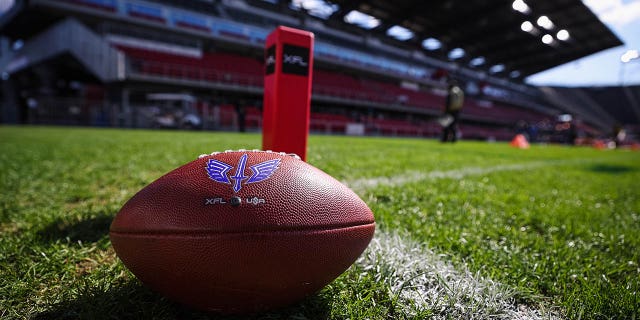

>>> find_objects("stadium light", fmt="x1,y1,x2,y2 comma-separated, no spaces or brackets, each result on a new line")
448,48,465,60
509,70,521,78
489,64,505,74
541,34,554,45
620,49,639,63
512,0,531,14
470,56,486,67
536,16,554,30
556,29,570,41
620,49,639,85
289,0,338,19
387,25,414,41
520,21,534,32
558,114,572,122
344,10,380,29
422,38,442,51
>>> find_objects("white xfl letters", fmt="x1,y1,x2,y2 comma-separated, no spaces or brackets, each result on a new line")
283,54,307,67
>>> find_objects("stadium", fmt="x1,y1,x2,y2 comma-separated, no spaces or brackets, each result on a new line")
1,0,639,319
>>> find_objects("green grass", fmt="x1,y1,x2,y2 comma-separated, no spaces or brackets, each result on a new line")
1,126,639,319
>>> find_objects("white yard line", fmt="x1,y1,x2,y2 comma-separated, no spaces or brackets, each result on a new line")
346,161,570,319
345,160,573,193
358,231,563,319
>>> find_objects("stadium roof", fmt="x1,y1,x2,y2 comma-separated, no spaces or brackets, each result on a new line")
322,0,623,79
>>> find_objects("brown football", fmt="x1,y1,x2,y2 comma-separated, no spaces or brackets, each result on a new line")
109,150,375,314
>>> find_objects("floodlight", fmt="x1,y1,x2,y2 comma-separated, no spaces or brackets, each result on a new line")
422,38,442,50
542,34,553,44
289,0,338,19
558,114,572,122
448,48,465,60
489,64,505,73
470,56,486,67
621,49,639,63
521,21,534,32
536,16,554,30
387,25,414,41
344,10,380,29
512,0,530,14
556,29,570,41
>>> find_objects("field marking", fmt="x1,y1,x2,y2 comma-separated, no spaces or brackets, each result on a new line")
359,231,563,319
345,160,577,193
346,161,571,318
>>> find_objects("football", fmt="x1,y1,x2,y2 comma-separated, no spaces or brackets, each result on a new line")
109,150,375,314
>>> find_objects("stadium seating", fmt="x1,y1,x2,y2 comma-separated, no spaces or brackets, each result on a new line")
119,46,442,111
461,99,548,124
217,104,237,128
367,118,421,136
116,45,550,139
119,46,264,87
309,114,444,137
310,112,352,133
244,106,262,128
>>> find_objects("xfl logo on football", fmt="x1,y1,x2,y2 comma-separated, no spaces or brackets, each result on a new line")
205,154,280,193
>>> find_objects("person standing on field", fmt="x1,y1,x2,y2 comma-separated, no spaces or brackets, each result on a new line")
441,78,465,143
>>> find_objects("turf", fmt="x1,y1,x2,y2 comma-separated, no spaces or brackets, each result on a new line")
1,126,638,319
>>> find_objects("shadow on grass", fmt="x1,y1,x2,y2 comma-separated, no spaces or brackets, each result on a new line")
588,164,636,175
33,279,332,320
37,213,113,244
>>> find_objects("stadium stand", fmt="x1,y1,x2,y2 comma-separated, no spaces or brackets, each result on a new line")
0,0,637,142
310,112,351,134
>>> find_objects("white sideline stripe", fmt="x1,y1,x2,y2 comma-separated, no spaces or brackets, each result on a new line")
359,231,563,319
345,160,570,192
346,162,570,318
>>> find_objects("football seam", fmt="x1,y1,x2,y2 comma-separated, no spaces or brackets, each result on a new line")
109,221,375,236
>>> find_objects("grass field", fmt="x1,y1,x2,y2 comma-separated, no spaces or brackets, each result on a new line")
1,126,639,319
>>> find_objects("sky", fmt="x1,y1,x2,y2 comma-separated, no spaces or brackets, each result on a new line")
526,0,640,87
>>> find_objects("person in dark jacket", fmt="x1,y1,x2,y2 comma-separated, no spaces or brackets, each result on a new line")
441,79,465,142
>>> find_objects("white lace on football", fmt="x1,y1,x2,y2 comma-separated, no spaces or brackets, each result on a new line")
198,150,301,160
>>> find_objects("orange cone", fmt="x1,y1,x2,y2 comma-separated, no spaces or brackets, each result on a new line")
592,140,606,150
510,134,530,149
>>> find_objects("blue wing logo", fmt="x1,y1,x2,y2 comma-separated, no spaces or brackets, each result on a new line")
205,154,281,193
247,159,281,184
205,159,233,184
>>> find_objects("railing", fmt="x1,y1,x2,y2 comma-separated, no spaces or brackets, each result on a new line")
127,58,263,87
